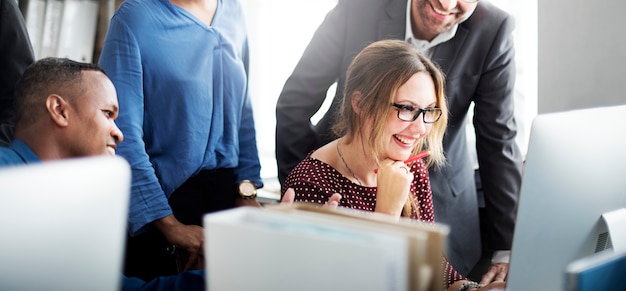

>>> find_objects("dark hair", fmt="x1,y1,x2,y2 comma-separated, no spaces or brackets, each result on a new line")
15,57,106,126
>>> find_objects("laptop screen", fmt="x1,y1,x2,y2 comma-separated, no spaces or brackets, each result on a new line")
0,156,130,291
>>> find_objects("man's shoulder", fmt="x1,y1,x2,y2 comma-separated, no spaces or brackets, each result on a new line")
340,0,389,5
465,1,513,28
476,1,511,17
0,140,39,167
457,1,515,43
338,0,401,14
0,146,25,168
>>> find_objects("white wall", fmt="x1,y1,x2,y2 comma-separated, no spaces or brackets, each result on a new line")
538,0,626,113
242,0,338,180
487,0,537,157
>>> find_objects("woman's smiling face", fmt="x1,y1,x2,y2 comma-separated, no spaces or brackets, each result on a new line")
380,71,437,162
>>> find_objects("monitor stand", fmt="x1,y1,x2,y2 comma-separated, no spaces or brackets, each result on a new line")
599,208,626,253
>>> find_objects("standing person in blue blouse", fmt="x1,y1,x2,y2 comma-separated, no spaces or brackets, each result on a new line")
98,0,262,281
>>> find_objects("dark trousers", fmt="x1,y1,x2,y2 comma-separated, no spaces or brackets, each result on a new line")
123,169,237,281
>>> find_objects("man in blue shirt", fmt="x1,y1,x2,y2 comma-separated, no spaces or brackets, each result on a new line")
0,58,123,165
0,57,205,291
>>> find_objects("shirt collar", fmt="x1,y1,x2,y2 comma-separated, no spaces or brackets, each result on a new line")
405,0,458,54
9,139,41,164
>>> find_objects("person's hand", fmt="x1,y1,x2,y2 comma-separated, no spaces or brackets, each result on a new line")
281,188,342,207
375,159,413,217
326,192,342,207
448,280,506,291
479,262,509,285
153,215,204,271
280,188,296,203
476,281,506,291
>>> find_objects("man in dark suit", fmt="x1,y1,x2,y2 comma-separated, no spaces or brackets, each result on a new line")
275,0,523,284
0,0,35,146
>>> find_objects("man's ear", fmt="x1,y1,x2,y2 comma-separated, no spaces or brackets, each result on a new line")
350,91,362,115
46,94,70,127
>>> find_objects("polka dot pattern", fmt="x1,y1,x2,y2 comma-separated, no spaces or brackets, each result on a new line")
282,152,466,287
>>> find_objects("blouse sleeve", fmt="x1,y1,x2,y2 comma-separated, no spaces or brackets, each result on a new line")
98,15,172,235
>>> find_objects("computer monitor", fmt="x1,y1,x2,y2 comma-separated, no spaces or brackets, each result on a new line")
506,105,626,291
564,249,626,291
0,156,131,291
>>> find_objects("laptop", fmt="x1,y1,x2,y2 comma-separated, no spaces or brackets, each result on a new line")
564,249,626,291
0,156,131,291
506,105,626,291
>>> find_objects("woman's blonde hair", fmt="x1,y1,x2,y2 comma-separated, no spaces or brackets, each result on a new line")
333,39,448,169
332,40,448,218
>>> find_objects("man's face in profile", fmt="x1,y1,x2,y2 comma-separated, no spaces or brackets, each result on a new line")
68,71,124,157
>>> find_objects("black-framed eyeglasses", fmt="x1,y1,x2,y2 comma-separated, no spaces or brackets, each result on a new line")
391,103,442,123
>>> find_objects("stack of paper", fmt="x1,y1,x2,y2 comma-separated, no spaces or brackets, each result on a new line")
204,203,449,291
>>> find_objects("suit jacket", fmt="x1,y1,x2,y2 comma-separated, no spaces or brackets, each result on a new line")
0,0,34,146
276,0,523,274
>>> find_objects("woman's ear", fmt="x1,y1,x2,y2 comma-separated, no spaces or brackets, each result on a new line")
350,91,362,115
46,94,70,127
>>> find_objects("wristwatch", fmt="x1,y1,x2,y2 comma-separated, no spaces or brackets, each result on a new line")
237,180,257,199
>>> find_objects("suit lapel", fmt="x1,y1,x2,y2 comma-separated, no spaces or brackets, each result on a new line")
431,25,469,75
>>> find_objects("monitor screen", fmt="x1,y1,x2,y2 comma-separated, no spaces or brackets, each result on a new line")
506,105,626,291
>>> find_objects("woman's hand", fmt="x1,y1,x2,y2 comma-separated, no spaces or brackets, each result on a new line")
447,280,506,291
374,159,413,217
282,188,342,207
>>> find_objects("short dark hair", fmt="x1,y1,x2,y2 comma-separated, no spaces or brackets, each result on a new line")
15,57,106,126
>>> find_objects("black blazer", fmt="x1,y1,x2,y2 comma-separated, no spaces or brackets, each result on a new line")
0,0,34,146
276,0,523,274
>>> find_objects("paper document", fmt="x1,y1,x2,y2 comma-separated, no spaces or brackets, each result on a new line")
204,203,449,291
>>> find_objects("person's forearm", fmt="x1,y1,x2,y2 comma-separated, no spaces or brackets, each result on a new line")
152,214,181,235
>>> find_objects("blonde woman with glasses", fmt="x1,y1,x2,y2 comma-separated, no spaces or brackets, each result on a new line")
283,40,505,291
276,0,522,284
